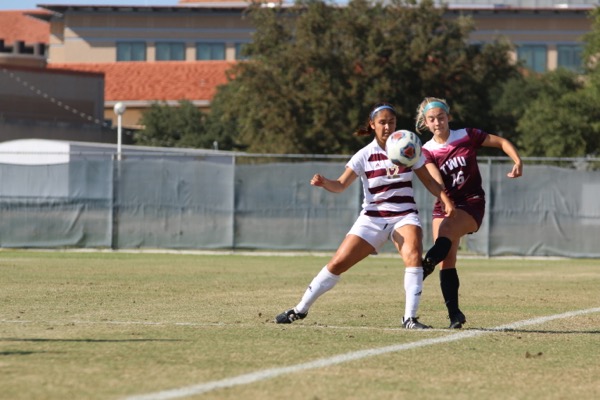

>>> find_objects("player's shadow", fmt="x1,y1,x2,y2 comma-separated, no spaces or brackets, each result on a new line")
469,328,600,335
0,338,183,343
0,350,47,356
0,338,182,357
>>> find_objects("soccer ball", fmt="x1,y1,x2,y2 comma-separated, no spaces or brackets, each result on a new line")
385,130,422,167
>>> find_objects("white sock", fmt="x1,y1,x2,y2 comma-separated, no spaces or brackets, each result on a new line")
295,266,341,314
403,267,423,320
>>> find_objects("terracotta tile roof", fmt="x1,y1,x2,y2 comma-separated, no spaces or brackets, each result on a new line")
2,63,103,78
0,11,50,45
48,61,235,102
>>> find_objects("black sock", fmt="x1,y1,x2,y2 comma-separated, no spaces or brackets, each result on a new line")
440,268,460,316
424,237,452,265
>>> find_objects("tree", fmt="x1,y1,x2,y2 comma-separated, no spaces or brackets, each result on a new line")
510,70,600,157
578,6,600,157
491,7,600,158
582,6,600,76
206,0,519,154
498,76,600,157
135,100,214,148
203,83,245,151
492,70,581,148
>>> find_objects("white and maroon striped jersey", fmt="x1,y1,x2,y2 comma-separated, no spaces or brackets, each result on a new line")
422,128,487,202
347,139,425,219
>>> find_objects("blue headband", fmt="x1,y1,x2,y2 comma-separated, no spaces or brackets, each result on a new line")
422,101,449,115
370,105,396,121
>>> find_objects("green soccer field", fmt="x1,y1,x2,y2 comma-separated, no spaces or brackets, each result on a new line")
1,250,599,400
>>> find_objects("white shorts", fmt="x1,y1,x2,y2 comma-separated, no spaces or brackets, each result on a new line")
347,212,422,254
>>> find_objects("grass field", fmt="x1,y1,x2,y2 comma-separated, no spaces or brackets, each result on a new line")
1,250,599,400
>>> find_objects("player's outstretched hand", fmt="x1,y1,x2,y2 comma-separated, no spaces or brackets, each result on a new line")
311,174,325,187
443,199,456,218
507,163,523,178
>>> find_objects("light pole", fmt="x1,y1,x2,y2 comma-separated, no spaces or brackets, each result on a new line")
113,102,126,160
111,102,126,250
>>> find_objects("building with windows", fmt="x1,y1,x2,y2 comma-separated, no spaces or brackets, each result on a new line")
0,11,121,144
41,1,253,64
36,1,252,127
22,0,599,128
441,0,593,73
0,10,50,68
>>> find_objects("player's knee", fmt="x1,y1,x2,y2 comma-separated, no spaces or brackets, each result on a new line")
437,224,456,240
327,259,350,275
401,246,421,266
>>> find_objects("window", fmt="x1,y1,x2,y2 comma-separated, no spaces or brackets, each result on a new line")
196,43,226,60
517,45,547,73
156,42,185,61
116,42,146,61
235,42,250,60
557,45,583,72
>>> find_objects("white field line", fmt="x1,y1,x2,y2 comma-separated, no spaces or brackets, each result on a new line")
124,307,600,400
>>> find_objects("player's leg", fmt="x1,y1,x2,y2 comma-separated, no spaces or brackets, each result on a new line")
436,209,477,328
439,243,466,328
275,234,374,324
392,222,430,329
422,223,452,280
422,202,453,280
295,234,374,312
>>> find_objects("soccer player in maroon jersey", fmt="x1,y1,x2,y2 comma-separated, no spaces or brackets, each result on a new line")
416,97,523,329
275,103,455,329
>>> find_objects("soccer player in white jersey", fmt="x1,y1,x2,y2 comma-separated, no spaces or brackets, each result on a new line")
416,97,523,329
275,103,455,329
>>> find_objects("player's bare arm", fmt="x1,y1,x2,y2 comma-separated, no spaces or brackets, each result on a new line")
414,166,455,217
311,167,358,193
424,162,445,186
483,134,523,178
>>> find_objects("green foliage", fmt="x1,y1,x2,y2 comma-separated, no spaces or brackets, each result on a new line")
207,0,518,154
455,38,520,135
491,8,600,158
493,69,579,144
496,68,600,157
582,7,600,74
135,100,215,149
134,2,599,157
515,78,600,157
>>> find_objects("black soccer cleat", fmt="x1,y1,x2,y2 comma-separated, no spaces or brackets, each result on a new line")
402,317,432,329
275,308,307,324
422,257,436,281
449,310,466,329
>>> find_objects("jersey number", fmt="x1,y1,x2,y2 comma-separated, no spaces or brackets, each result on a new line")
451,170,465,187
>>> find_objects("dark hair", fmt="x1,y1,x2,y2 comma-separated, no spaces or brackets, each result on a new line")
353,102,397,137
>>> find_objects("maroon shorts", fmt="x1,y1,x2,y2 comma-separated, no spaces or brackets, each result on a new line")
432,196,485,232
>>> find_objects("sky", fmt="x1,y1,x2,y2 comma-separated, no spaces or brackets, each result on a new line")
0,0,180,10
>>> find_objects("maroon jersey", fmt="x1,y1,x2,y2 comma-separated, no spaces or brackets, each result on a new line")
422,128,488,203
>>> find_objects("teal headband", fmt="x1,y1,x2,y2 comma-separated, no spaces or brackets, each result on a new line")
422,101,449,115
370,105,396,121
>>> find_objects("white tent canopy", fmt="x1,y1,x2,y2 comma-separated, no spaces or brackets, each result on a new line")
0,138,230,165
